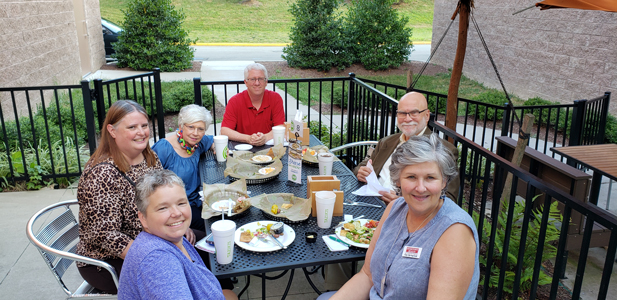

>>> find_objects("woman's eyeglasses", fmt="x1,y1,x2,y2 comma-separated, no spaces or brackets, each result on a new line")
184,125,206,134
396,109,428,118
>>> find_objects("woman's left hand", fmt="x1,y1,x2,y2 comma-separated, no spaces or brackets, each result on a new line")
185,228,196,245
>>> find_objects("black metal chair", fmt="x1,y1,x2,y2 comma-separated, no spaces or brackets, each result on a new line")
26,199,118,299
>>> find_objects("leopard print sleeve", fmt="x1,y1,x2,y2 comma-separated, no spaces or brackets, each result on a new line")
76,157,162,266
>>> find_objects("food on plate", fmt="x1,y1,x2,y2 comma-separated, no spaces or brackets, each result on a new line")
232,196,250,213
258,167,276,175
341,220,378,245
266,148,275,158
240,222,285,243
281,203,293,210
271,204,281,215
302,148,317,156
252,155,273,163
240,230,253,243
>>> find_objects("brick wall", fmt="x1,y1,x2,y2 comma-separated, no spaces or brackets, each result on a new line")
0,0,105,119
431,0,617,115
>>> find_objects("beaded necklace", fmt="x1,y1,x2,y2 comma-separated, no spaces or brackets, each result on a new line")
176,129,198,155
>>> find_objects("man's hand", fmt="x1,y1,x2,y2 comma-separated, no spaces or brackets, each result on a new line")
249,132,266,146
185,228,196,245
356,159,373,183
379,190,399,204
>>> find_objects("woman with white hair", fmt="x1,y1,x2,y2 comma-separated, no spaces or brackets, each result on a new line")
152,104,214,234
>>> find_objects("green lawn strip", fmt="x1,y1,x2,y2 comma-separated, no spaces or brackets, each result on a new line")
100,0,434,43
271,72,525,115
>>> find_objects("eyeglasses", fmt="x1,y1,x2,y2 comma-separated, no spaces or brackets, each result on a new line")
246,77,267,83
183,124,206,134
396,109,428,118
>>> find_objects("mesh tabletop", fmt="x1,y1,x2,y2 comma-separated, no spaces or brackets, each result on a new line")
199,135,386,278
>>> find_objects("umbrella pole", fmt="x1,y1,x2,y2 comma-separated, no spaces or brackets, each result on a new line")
446,1,472,134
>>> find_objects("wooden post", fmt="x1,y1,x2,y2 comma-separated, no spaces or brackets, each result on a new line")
406,69,413,91
498,113,535,215
445,1,472,134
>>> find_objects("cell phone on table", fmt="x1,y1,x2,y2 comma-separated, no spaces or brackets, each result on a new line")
206,233,214,245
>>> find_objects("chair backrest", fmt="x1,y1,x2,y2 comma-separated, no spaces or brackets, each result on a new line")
26,199,119,298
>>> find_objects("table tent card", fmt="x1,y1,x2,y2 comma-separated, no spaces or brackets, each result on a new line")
287,111,304,185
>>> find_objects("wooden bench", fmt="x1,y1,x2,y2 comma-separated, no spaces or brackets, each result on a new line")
496,136,611,251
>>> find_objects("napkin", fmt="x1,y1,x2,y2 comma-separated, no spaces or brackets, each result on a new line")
352,160,389,196
195,237,216,254
265,139,289,147
323,235,349,251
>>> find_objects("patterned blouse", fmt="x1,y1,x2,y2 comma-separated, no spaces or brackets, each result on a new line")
76,156,162,267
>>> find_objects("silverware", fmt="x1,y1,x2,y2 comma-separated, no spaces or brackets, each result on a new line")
269,233,286,249
334,215,365,229
344,201,382,208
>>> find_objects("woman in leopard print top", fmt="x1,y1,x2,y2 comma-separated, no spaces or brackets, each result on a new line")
77,100,161,294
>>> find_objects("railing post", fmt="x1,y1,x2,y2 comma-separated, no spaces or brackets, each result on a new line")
193,77,203,107
501,103,511,137
346,73,356,145
81,80,98,155
567,99,587,167
597,92,611,144
152,68,165,140
93,79,106,130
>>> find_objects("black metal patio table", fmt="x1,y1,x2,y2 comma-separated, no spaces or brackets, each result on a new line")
198,135,385,299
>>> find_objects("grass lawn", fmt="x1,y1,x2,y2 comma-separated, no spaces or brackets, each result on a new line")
100,0,434,43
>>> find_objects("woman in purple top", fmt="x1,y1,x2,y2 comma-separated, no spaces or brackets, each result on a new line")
327,135,479,300
118,169,237,300
152,104,214,234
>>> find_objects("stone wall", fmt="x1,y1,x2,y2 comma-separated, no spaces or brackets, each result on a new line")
0,0,105,119
431,0,617,115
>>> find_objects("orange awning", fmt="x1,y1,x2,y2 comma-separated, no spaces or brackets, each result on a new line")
536,0,617,12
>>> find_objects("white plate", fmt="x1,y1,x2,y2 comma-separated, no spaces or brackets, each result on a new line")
235,144,253,151
211,200,236,212
258,167,276,175
235,221,295,252
334,219,376,249
252,155,273,163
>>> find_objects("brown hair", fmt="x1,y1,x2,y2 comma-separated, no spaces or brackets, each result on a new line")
89,100,158,173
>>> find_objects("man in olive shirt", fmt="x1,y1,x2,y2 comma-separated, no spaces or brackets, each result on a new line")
353,92,459,203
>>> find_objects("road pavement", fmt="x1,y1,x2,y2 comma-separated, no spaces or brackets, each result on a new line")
192,44,431,62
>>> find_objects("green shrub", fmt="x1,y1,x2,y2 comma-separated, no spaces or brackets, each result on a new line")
114,0,195,72
475,198,561,295
605,114,617,144
344,0,412,70
465,90,508,121
160,81,214,112
522,97,571,132
283,0,351,71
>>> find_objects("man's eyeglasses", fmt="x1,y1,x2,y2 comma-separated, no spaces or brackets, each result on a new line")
183,124,206,134
396,109,428,118
246,77,267,83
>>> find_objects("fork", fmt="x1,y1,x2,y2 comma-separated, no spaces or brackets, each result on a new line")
344,201,382,208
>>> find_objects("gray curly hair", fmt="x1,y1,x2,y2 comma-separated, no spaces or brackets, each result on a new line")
135,169,185,215
389,134,457,195
177,104,212,130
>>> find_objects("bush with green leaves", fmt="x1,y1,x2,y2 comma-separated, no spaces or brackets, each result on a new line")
522,97,571,133
283,0,351,71
604,114,617,144
464,90,509,121
474,198,562,295
113,0,195,72
344,0,412,70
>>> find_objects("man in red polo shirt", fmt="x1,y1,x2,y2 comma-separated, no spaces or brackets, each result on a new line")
220,63,285,146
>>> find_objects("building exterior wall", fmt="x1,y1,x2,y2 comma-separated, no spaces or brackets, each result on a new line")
0,0,105,118
431,0,617,115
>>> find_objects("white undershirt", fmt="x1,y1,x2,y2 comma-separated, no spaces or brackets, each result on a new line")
378,127,428,189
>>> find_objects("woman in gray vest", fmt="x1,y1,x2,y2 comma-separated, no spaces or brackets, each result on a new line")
325,134,479,299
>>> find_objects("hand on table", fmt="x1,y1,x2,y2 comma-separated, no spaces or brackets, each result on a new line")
356,159,373,183
379,190,399,204
185,228,196,245
249,132,266,146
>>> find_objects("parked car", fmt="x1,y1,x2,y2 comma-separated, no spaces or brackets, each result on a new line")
101,18,122,57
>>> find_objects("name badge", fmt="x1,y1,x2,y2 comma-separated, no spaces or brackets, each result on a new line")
402,246,422,259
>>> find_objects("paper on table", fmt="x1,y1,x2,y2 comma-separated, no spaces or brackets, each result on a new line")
323,235,349,251
195,237,216,254
352,160,389,196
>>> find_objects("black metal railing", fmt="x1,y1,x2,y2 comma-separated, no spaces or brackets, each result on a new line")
431,121,617,300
